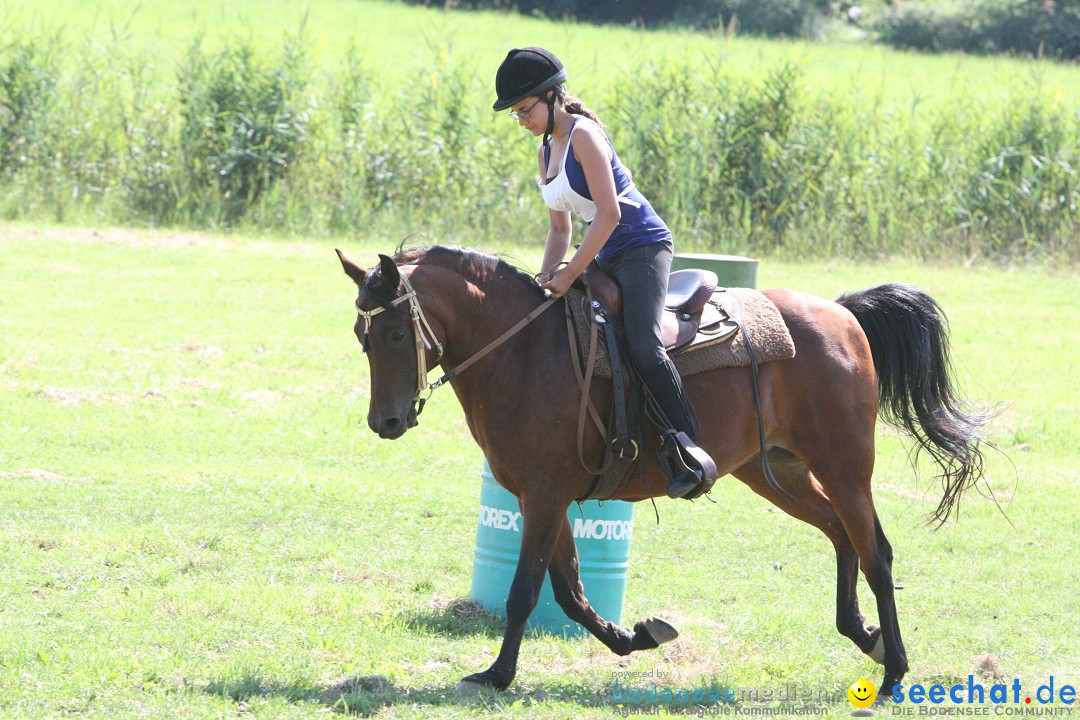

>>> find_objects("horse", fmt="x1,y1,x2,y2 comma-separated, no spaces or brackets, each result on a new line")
336,245,993,697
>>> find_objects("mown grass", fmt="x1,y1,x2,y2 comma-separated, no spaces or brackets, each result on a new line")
1,0,1078,259
0,224,1076,718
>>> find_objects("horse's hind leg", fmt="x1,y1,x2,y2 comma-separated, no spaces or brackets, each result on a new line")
732,452,882,661
836,528,886,663
547,514,679,655
860,512,895,663
810,458,909,695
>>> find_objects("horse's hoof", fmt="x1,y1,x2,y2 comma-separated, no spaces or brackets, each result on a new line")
455,679,485,693
456,670,511,692
880,668,907,700
864,625,885,665
631,617,679,651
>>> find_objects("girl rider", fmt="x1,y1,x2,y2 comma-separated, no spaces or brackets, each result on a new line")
492,47,711,499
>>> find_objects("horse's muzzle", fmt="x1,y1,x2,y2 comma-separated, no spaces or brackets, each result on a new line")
371,415,407,439
369,405,418,439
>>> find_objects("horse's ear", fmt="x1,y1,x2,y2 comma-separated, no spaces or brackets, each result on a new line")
336,249,367,286
378,253,401,291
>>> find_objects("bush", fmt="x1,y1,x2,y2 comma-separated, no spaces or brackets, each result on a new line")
400,0,833,37
675,0,833,37
175,37,311,223
876,0,1080,60
957,92,1078,255
0,30,1076,260
0,37,60,176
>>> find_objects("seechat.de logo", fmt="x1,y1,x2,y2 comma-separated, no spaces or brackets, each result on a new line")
849,677,877,716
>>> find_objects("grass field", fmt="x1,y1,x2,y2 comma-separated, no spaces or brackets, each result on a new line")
0,224,1076,718
8,0,1080,110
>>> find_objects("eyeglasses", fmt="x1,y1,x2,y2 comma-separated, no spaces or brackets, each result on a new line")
509,97,543,120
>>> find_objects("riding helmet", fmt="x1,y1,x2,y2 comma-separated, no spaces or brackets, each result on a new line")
492,47,567,111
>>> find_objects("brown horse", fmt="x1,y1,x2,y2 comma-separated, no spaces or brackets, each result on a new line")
336,245,993,697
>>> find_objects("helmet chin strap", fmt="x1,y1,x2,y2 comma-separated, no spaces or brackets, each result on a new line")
542,90,557,148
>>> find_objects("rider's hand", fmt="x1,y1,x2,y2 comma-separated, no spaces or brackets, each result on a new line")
540,267,575,298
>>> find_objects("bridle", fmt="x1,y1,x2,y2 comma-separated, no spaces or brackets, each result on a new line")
355,265,559,421
355,271,444,418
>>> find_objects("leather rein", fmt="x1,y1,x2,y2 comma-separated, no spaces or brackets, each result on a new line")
355,270,559,419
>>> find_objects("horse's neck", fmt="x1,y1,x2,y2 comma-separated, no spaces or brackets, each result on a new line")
419,265,547,370
418,263,565,442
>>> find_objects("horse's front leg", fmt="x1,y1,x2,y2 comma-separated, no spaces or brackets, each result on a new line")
456,491,566,691
547,514,679,655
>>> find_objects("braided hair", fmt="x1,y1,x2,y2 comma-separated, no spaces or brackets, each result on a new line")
543,87,605,147
561,92,604,132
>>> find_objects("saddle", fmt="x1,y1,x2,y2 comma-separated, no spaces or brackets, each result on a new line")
582,265,740,354
570,264,734,502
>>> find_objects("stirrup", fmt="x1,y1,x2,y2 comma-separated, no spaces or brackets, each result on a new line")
658,430,718,501
666,469,702,499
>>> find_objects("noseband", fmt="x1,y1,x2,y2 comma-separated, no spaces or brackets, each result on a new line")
355,271,444,417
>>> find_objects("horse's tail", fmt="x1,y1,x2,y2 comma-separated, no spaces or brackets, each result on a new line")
836,283,997,525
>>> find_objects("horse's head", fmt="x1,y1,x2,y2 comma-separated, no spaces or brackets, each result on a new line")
337,249,434,440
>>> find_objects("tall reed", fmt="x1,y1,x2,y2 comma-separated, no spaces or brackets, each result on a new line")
0,30,1075,261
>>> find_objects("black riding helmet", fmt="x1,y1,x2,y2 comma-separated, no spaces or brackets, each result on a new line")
492,47,567,112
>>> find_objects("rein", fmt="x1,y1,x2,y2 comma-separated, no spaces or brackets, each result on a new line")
356,269,559,419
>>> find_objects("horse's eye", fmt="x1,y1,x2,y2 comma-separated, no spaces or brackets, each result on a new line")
390,330,407,343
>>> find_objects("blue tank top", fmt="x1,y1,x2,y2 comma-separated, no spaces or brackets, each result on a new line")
541,117,672,259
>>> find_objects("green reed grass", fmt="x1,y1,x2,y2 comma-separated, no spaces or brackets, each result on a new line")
0,0,1078,260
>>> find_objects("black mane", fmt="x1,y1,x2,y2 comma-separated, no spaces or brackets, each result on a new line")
364,245,542,306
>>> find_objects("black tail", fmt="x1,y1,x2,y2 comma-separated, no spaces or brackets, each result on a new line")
837,283,997,525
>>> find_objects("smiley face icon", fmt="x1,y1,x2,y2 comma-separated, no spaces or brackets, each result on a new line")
848,677,877,708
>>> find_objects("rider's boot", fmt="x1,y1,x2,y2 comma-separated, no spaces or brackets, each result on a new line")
640,361,713,499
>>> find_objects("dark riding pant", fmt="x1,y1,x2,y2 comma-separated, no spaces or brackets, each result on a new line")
595,240,700,440
595,240,671,371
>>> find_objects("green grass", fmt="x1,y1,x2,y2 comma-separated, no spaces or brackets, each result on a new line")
0,224,1076,718
7,0,1079,109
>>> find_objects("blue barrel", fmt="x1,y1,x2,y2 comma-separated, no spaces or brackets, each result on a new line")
470,460,634,637
671,253,759,288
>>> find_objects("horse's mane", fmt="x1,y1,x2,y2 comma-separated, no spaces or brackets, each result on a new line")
365,245,542,306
